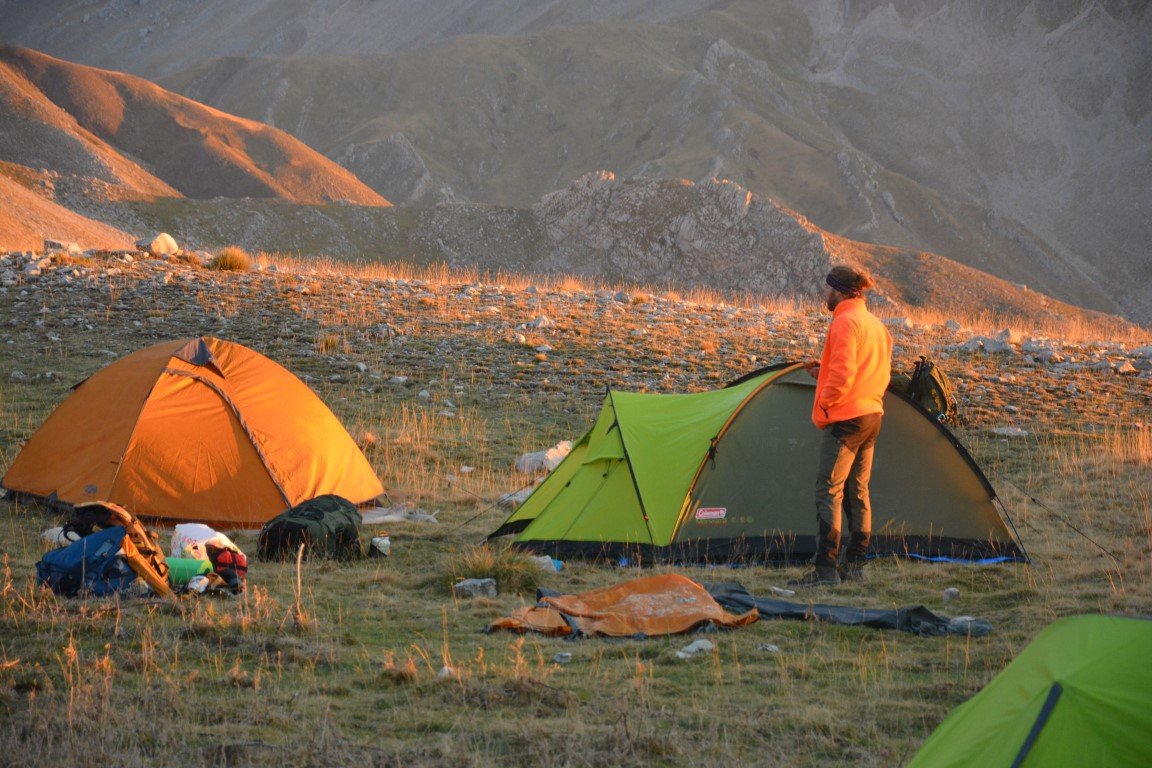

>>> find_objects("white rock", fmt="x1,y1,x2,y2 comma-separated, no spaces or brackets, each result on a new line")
515,441,573,474
138,233,178,256
675,639,715,659
497,486,536,509
996,328,1023,345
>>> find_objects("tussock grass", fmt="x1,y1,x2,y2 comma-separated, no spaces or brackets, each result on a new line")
452,543,549,595
208,245,252,271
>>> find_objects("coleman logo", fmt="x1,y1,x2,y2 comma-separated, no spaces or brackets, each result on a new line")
695,507,727,520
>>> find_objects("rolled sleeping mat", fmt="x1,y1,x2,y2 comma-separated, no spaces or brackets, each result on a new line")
165,557,213,586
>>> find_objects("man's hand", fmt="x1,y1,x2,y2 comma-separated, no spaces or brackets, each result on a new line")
803,360,820,379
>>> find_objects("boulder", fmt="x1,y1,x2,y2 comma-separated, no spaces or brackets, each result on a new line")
137,233,179,257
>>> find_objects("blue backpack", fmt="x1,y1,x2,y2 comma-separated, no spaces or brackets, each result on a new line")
36,525,137,597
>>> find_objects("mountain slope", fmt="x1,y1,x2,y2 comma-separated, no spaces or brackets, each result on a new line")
0,46,391,207
140,2,1148,321
0,55,179,201
0,0,719,79
0,166,135,251
1,3,1148,322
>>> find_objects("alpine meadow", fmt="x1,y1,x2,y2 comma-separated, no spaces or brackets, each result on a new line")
1,2,1150,766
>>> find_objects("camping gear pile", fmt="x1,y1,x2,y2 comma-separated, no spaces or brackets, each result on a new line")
34,502,251,598
33,492,376,598
170,523,249,593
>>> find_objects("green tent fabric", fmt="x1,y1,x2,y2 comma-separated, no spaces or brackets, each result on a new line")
490,364,1026,564
908,615,1152,767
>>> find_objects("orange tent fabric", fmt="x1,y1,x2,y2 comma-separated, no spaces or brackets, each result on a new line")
488,574,759,637
2,337,383,526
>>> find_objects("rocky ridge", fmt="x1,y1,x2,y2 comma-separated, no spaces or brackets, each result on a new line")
1,243,1148,453
20,171,1131,337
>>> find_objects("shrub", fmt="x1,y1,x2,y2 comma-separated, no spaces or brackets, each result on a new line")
208,246,251,271
453,543,546,594
316,333,343,354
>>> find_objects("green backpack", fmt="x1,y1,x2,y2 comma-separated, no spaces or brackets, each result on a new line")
890,356,960,425
257,494,364,561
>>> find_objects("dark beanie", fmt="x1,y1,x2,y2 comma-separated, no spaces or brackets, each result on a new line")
826,266,873,297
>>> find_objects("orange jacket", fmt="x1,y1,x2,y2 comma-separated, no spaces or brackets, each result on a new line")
811,298,893,429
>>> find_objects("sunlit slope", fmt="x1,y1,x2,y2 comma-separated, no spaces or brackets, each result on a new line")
0,46,392,207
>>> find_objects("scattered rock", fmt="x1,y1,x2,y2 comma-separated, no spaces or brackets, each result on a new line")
990,426,1029,438
515,441,573,474
453,578,497,599
675,639,715,660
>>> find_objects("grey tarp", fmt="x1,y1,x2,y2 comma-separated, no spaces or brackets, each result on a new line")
704,582,991,636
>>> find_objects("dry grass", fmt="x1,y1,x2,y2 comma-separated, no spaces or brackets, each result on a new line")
208,245,253,272
0,254,1149,766
453,543,550,595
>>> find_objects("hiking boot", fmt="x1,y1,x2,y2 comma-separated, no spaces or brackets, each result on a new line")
838,562,866,583
787,566,841,588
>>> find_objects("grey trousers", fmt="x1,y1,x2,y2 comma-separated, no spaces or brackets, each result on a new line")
814,413,882,569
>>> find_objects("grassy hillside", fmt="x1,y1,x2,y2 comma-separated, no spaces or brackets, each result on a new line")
0,250,1149,765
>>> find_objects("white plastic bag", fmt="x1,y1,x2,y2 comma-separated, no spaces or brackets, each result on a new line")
171,523,242,560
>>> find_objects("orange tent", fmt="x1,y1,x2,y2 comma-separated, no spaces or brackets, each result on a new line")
2,337,383,526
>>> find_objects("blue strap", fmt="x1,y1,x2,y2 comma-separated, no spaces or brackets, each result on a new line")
1010,682,1063,768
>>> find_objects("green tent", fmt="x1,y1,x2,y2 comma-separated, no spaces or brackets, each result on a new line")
909,614,1152,767
490,364,1025,563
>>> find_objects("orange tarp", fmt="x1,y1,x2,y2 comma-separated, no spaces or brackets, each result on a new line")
488,574,759,637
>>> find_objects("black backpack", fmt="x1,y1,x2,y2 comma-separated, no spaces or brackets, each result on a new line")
257,495,363,561
891,356,960,425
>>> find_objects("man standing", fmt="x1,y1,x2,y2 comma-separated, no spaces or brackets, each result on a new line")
790,266,893,587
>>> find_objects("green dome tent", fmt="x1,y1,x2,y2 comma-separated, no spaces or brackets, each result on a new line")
490,364,1025,563
908,614,1152,767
